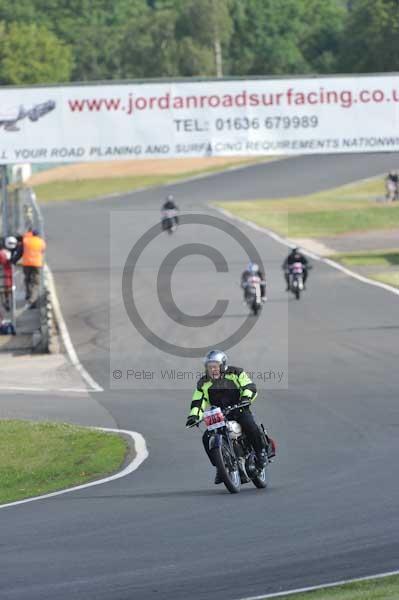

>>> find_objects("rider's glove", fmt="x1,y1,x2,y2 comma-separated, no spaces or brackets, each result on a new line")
186,415,198,428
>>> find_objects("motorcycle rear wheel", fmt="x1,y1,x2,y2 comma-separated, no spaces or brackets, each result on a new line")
252,464,269,489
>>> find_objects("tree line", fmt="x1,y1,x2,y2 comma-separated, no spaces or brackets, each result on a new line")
0,0,397,86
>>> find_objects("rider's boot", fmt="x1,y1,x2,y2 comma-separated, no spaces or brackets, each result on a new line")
214,469,223,484
255,448,267,470
266,437,276,460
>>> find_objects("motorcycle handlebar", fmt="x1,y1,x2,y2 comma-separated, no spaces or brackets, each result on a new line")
186,400,251,428
224,401,251,414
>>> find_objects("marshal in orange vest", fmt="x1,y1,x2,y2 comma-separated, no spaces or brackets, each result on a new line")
22,234,46,267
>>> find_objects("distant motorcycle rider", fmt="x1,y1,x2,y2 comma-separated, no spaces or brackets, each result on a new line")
186,350,275,485
283,247,309,291
241,261,267,302
385,171,399,201
161,194,179,226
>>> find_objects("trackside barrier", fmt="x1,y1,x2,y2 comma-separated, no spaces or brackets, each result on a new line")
0,180,58,353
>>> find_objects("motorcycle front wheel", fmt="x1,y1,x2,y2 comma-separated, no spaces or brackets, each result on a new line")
211,438,241,494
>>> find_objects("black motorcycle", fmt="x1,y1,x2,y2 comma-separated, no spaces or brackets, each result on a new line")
161,208,178,234
288,262,305,300
188,401,272,494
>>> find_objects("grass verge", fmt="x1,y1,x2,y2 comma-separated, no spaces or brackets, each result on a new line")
0,420,127,504
35,175,177,202
218,177,399,238
263,574,399,599
33,157,271,203
332,249,399,267
371,272,399,287
332,249,399,288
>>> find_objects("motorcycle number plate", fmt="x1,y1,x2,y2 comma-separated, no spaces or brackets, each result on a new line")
292,262,303,273
204,408,225,430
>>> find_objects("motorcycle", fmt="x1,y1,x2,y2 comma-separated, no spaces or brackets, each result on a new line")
243,274,263,315
385,179,399,202
188,401,272,494
289,262,305,300
161,208,178,234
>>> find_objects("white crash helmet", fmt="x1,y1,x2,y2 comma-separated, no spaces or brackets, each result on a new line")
248,262,259,274
203,349,228,375
5,236,17,250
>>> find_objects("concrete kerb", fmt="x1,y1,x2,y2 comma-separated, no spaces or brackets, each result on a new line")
41,265,60,353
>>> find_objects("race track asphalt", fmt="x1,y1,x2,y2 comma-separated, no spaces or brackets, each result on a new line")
1,152,398,600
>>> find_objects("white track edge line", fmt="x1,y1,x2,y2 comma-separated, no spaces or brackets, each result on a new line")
215,206,399,298
44,265,104,391
0,386,91,393
0,427,148,509
237,568,399,599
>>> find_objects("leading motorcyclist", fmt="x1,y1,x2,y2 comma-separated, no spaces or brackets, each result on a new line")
186,350,275,484
282,247,309,291
241,261,267,302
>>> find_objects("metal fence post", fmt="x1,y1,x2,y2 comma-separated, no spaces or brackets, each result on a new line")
10,263,16,334
0,165,17,333
1,165,8,238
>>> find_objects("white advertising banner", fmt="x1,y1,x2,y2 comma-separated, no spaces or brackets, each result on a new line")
1,75,399,163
